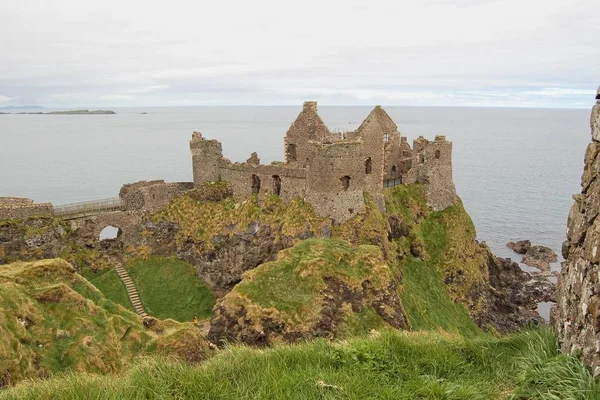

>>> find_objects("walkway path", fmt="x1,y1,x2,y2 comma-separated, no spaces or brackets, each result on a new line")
53,197,123,220
114,263,148,318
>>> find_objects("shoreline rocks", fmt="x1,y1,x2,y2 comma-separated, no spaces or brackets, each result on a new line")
507,240,558,271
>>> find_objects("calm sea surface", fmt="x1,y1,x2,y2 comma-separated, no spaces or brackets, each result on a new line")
0,106,591,264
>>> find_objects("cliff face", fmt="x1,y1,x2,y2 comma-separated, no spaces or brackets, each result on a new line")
553,88,600,373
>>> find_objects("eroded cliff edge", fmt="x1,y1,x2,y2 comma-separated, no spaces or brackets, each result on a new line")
553,88,600,373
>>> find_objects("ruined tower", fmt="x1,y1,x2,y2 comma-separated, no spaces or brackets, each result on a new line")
284,101,331,166
190,132,223,185
404,135,456,211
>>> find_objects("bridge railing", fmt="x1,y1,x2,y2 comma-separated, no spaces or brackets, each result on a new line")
384,178,402,188
54,197,124,219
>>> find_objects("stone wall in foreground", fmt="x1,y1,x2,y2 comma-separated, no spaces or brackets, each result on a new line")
553,88,600,375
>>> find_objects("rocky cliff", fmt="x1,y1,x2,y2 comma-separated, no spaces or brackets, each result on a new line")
553,88,600,374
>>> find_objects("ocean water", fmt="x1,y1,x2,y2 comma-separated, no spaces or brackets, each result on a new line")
0,106,591,264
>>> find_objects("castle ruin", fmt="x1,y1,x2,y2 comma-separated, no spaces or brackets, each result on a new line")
191,101,456,223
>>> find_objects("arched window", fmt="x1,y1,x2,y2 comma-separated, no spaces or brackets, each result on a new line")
365,158,372,174
391,165,397,173
419,154,425,164
340,176,351,191
384,133,390,143
251,174,261,194
435,150,441,159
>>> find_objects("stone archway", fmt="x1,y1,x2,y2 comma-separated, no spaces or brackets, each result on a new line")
99,225,121,240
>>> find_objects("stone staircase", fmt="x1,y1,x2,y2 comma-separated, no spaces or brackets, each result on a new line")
114,263,148,318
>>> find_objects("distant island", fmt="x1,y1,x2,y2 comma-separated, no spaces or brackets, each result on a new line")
5,109,116,115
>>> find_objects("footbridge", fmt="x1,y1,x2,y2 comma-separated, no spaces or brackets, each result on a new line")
53,197,124,220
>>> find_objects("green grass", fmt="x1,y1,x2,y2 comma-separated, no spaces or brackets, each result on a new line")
383,185,485,334
2,328,597,399
126,256,216,322
79,268,133,312
399,255,481,335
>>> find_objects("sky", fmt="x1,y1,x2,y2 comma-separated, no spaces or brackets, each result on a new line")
0,0,598,108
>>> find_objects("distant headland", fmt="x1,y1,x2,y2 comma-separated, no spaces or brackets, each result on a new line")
0,109,116,115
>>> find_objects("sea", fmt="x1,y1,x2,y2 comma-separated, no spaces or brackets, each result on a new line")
0,106,591,279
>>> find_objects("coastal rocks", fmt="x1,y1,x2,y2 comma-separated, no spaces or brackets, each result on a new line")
553,90,600,370
506,240,531,254
522,246,558,271
507,240,558,272
480,253,554,331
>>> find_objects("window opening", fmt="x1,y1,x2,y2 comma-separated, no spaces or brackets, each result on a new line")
251,174,261,194
272,175,281,196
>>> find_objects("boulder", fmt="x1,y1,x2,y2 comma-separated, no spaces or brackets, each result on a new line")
506,240,531,254
521,245,558,272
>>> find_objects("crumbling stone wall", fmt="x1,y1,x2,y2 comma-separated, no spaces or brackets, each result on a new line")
219,162,306,202
121,181,193,213
0,198,53,220
553,88,600,374
404,135,456,211
305,140,366,223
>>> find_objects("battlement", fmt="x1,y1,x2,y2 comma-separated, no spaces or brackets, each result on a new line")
190,101,457,222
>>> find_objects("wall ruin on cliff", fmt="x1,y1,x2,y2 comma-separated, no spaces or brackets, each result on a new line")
190,101,457,222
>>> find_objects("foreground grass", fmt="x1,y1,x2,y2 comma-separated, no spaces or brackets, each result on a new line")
2,328,597,400
126,256,215,322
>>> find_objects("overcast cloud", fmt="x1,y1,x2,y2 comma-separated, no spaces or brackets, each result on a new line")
0,0,598,107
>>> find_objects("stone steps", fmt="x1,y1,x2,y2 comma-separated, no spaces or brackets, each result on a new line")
114,263,148,318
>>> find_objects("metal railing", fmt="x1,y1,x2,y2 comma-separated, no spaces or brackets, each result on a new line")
384,178,402,188
54,197,123,219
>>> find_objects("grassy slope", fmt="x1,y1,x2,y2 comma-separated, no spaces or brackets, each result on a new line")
0,259,152,385
385,185,485,334
79,267,133,312
0,259,211,388
2,329,597,400
126,256,216,322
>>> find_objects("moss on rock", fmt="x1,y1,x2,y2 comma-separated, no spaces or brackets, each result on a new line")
208,238,409,346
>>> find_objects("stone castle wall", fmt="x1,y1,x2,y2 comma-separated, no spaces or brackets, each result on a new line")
190,101,457,223
121,181,193,213
305,140,366,223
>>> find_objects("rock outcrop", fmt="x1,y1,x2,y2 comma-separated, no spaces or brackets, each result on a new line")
521,245,558,272
208,239,409,346
553,87,600,373
506,240,531,254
